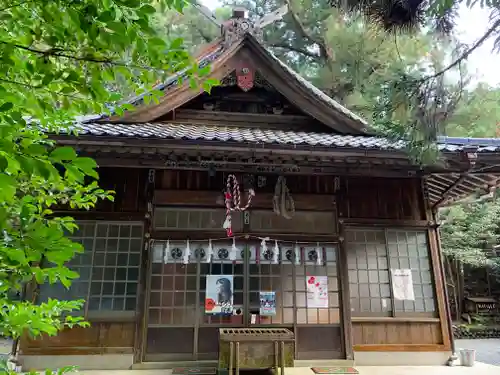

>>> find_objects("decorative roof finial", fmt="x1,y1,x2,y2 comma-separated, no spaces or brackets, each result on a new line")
221,6,263,47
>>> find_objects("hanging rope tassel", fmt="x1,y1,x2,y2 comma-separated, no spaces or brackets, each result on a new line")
273,176,295,219
223,174,255,237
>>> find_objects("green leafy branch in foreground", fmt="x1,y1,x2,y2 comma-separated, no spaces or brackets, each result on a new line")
0,0,218,373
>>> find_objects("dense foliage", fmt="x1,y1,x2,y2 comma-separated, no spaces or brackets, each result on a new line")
0,0,213,373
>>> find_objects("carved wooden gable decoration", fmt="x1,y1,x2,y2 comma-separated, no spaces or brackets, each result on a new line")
106,21,368,135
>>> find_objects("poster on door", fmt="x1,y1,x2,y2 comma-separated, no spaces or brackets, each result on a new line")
306,276,328,308
205,275,234,315
391,269,415,301
259,291,276,316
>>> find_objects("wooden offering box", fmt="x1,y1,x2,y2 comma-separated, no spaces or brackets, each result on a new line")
218,328,295,375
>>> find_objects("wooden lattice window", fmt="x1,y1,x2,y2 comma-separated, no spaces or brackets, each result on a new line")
38,221,144,319
346,228,436,317
154,207,242,232
386,230,435,314
249,210,336,234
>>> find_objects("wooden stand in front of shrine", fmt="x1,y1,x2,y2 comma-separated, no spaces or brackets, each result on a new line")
218,328,295,375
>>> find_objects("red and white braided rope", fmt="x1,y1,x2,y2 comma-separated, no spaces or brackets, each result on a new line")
223,174,255,236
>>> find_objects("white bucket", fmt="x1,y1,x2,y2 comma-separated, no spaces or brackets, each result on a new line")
459,349,476,367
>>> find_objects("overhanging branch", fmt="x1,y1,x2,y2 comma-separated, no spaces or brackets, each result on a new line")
268,42,320,58
282,0,331,62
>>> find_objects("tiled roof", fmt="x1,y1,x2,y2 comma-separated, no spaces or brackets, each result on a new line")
267,49,368,127
69,122,500,153
72,122,403,149
85,35,368,129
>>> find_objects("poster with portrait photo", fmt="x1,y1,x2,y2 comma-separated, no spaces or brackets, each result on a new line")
205,275,234,315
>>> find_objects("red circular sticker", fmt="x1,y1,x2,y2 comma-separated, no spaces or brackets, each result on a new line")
205,298,216,312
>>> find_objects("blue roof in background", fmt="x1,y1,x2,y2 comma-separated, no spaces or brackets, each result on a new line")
438,136,500,146
437,136,500,152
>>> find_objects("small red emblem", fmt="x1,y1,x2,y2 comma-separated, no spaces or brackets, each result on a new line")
236,64,254,92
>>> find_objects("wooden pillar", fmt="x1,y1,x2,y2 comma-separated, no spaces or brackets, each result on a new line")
338,220,354,360
133,169,155,363
427,215,452,351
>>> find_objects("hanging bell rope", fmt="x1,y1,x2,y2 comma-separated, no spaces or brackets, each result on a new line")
223,174,255,236
273,176,295,219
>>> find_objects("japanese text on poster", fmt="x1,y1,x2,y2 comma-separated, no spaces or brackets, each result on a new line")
306,276,328,308
205,275,234,315
259,291,276,316
391,269,415,301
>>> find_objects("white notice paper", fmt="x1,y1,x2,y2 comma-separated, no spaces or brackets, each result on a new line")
391,269,415,301
306,276,329,308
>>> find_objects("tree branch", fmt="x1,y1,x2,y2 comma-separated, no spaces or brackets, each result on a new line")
0,41,184,74
424,19,500,81
268,42,320,58
282,0,331,62
0,0,33,12
0,78,82,99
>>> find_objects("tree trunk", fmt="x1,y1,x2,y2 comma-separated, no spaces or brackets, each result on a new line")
445,255,460,322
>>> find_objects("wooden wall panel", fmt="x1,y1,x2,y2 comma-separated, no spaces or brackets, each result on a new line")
64,169,426,226
352,321,443,347
339,177,424,220
156,170,336,195
154,190,335,211
20,322,135,355
94,168,148,213
155,172,424,221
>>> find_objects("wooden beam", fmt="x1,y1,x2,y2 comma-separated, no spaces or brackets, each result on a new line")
342,218,431,228
150,230,339,242
353,344,448,352
19,347,134,355
52,211,145,221
154,190,336,211
351,317,440,323
426,212,452,353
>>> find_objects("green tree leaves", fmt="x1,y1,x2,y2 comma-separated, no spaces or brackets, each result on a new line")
0,0,208,371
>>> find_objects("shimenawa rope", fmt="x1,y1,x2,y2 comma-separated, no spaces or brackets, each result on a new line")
223,174,255,236
273,176,295,219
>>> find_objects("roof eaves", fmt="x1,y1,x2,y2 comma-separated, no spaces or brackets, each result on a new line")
78,40,226,124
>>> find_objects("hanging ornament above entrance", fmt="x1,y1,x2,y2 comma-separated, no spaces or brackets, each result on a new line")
223,174,255,237
236,61,255,92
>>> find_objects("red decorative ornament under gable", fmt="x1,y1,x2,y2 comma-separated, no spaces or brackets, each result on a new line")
236,65,254,92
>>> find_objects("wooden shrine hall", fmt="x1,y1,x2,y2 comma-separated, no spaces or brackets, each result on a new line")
18,7,500,372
